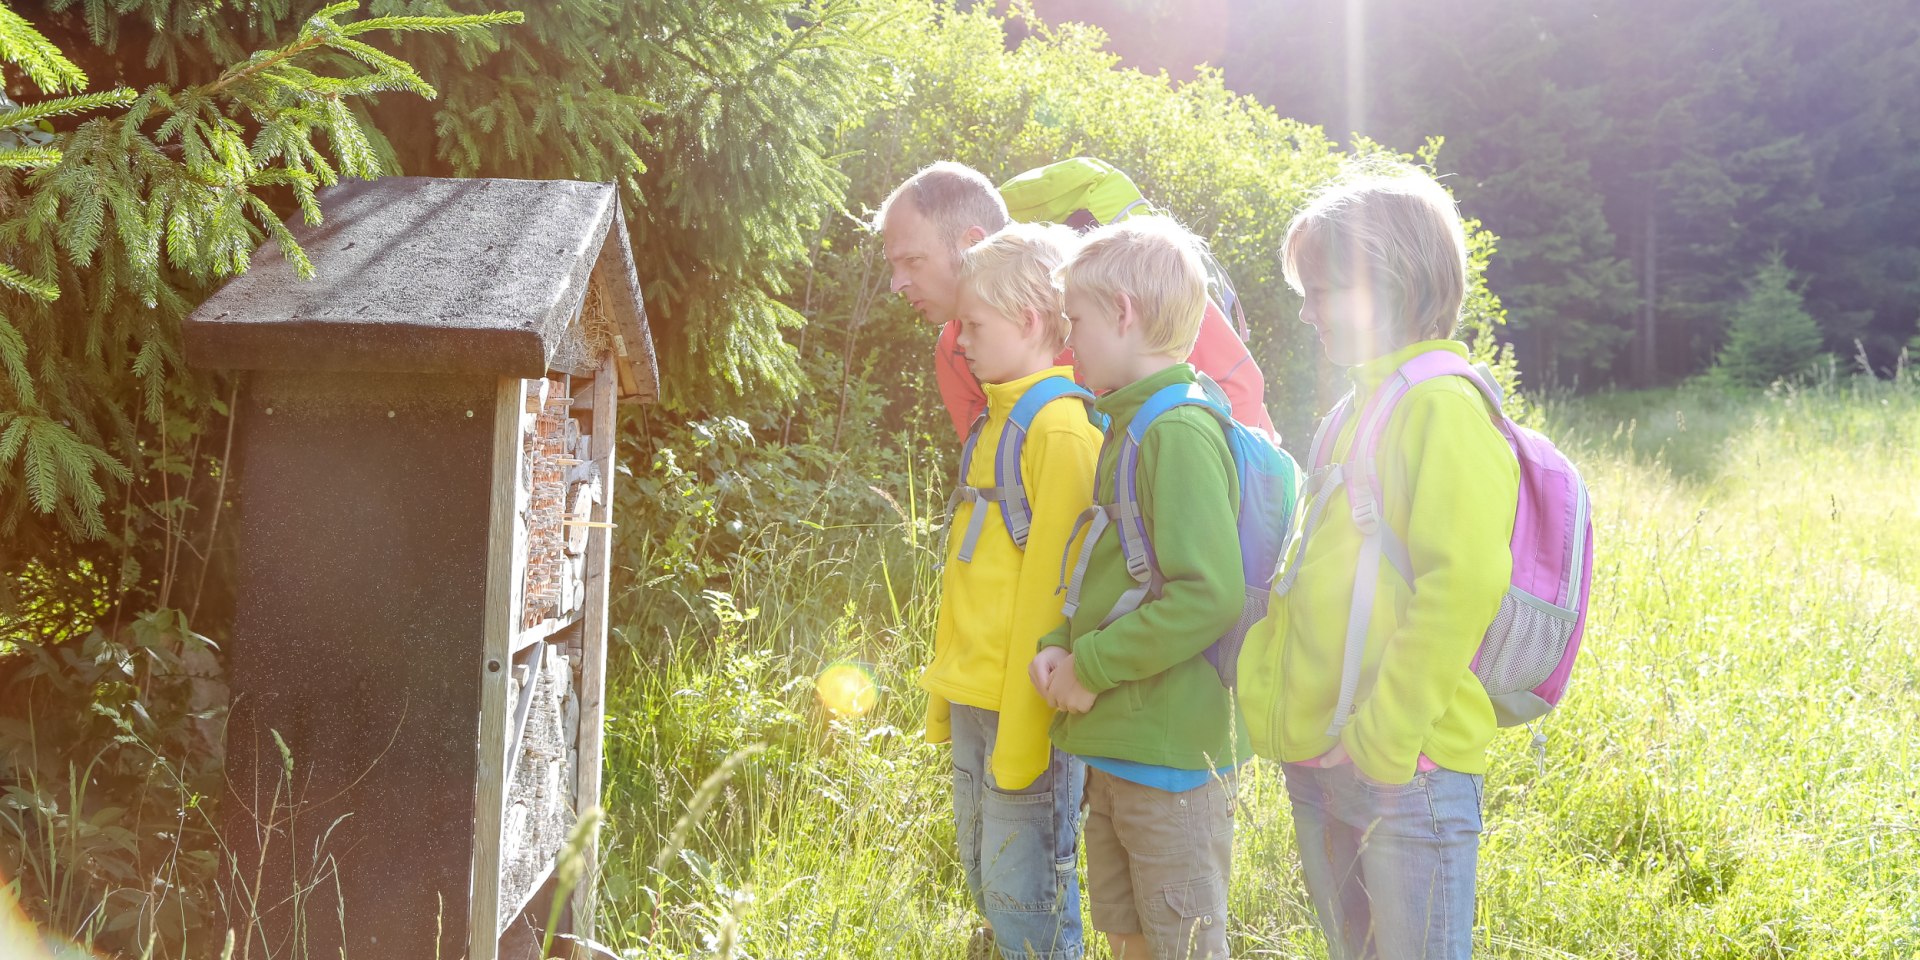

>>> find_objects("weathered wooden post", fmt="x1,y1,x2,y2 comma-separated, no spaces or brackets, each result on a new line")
184,177,655,960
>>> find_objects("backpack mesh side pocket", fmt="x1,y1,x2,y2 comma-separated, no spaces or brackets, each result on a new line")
1204,584,1270,688
1472,587,1577,696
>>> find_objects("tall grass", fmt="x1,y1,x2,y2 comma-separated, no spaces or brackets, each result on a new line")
598,371,1920,959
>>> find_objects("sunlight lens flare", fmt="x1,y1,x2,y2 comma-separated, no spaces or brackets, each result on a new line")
815,662,879,718
0,873,73,960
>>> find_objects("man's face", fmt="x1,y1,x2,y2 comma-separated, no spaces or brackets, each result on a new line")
883,202,963,326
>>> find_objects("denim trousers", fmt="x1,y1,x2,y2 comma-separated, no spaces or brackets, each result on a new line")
1282,761,1483,960
949,704,1086,960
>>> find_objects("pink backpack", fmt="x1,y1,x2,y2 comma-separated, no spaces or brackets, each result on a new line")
1276,350,1593,730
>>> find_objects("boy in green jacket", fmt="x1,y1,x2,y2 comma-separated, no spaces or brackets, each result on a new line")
1030,216,1247,960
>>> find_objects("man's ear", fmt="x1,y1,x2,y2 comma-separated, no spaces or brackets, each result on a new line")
961,224,990,249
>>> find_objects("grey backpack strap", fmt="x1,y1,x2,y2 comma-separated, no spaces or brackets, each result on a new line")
950,411,992,563
1324,374,1422,737
1097,578,1155,629
952,486,998,564
1274,464,1343,597
1325,525,1384,738
1058,506,1109,618
993,421,1033,549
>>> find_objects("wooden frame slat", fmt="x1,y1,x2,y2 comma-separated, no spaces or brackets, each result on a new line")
469,375,526,960
571,353,619,938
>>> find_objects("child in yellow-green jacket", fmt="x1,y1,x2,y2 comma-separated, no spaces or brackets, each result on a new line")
922,222,1100,960
1236,168,1519,960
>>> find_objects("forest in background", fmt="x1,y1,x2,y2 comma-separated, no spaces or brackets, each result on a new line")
1072,0,1920,386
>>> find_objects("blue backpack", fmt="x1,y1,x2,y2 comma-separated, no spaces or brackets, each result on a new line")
1058,378,1300,687
948,376,1104,562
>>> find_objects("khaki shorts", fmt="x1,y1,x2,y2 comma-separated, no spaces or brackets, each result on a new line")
1082,767,1235,959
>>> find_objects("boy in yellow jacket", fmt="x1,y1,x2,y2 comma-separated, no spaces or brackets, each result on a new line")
923,222,1101,960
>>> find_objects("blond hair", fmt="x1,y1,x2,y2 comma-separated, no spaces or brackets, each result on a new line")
876,161,1011,258
1056,215,1208,357
958,223,1079,351
1281,164,1469,342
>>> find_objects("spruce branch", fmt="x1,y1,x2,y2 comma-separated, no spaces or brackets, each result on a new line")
0,7,89,94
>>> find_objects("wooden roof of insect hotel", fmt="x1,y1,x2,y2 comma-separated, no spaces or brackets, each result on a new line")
185,177,658,401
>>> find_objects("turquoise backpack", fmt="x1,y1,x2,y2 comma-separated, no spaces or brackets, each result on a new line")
1058,377,1300,688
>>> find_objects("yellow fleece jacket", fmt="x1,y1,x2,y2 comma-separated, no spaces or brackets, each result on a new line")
922,365,1101,789
1238,340,1519,784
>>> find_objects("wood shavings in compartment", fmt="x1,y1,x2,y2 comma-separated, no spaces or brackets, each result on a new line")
498,642,578,932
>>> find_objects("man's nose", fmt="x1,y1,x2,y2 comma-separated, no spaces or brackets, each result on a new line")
890,268,910,295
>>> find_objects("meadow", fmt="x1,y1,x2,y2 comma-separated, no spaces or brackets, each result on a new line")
594,368,1920,959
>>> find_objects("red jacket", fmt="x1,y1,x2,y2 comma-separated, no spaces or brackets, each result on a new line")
935,298,1275,441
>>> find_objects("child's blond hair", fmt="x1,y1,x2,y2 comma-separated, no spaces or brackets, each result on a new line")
1281,164,1469,342
1056,215,1208,357
958,222,1080,352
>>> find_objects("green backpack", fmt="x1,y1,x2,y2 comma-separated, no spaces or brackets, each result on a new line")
999,157,1249,338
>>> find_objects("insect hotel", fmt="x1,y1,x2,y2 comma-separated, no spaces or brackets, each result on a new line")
184,177,656,960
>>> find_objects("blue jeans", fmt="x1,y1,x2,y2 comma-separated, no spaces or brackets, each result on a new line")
949,704,1085,960
1282,762,1483,960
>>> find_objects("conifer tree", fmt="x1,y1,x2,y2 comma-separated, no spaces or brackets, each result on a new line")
1714,252,1824,387
0,3,522,626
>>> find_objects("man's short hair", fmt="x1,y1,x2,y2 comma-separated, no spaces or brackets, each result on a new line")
1281,165,1470,342
877,161,1011,254
958,223,1080,352
1056,215,1209,358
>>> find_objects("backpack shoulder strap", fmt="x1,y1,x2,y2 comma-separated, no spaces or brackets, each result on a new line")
1126,381,1229,443
948,410,994,562
1308,391,1355,473
1008,375,1096,430
1107,383,1232,585
994,375,1099,548
1345,351,1498,529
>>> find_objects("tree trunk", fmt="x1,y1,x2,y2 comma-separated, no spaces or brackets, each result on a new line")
1638,198,1660,386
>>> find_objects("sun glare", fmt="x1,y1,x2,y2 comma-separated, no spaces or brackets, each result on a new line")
815,662,880,718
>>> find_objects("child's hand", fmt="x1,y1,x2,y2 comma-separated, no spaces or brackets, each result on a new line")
1044,655,1098,714
1320,742,1395,786
1030,647,1070,698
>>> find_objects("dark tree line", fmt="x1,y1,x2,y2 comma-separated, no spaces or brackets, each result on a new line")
1144,0,1920,388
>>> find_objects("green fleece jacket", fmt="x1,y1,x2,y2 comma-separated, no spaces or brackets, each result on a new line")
1038,363,1249,768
